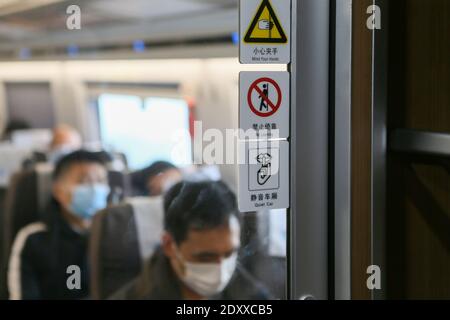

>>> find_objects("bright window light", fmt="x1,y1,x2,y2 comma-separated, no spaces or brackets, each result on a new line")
98,94,192,170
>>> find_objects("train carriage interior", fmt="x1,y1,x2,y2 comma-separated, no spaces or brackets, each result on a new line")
0,0,448,303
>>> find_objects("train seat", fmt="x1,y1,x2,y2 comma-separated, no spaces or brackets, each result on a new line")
89,196,164,299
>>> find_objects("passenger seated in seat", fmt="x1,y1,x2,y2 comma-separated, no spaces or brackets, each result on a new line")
131,161,182,196
8,150,110,300
23,124,83,168
111,181,271,300
47,124,82,163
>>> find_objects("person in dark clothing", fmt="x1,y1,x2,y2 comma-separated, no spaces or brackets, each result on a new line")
7,151,110,300
110,181,272,300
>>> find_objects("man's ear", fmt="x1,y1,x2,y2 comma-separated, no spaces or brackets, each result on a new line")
162,232,175,258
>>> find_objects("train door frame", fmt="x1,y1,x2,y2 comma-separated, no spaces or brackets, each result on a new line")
289,0,330,300
289,0,388,300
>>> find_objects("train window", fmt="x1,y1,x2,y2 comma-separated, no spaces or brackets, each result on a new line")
98,93,192,170
5,82,55,129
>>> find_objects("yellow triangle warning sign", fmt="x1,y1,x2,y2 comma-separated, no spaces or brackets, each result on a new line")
244,0,288,44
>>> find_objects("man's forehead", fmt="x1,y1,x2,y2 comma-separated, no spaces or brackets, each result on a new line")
183,216,241,246
58,161,106,179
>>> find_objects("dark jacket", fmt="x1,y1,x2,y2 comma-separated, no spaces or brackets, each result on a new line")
109,247,272,300
8,200,90,300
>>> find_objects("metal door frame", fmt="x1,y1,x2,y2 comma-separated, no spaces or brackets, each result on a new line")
334,0,353,300
289,0,330,300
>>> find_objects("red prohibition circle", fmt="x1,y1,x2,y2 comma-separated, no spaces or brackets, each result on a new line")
247,77,282,118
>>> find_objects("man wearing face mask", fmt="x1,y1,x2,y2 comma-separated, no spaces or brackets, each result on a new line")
8,150,110,300
111,181,271,300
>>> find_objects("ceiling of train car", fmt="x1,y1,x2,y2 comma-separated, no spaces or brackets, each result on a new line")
0,0,238,59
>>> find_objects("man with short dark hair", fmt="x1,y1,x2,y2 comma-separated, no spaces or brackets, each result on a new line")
8,150,110,299
112,181,271,300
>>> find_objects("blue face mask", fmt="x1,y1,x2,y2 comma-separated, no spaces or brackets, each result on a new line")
69,184,110,219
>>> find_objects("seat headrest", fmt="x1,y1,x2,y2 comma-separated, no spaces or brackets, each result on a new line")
34,163,53,214
127,196,164,261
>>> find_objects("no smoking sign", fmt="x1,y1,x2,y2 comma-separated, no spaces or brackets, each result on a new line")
239,71,290,139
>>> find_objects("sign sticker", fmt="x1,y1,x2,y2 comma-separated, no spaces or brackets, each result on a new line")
238,140,289,212
244,0,288,44
248,77,282,117
239,71,290,139
238,2,291,213
249,149,279,191
240,0,291,64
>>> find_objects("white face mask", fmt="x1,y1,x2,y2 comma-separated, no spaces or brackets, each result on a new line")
176,251,238,298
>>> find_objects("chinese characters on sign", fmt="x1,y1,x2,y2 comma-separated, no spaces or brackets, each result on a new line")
238,0,291,212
